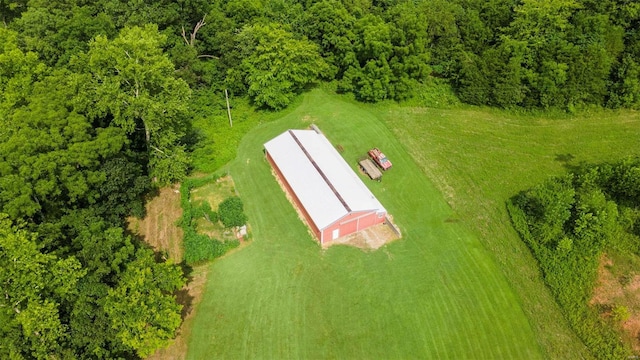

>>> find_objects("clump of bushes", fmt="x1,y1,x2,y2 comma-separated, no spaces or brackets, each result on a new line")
508,158,640,358
218,196,247,228
182,231,236,264
192,201,219,223
179,175,244,265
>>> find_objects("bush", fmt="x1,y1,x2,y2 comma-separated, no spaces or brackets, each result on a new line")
183,228,238,265
218,196,247,228
508,164,636,358
192,202,218,223
178,175,239,265
612,305,630,322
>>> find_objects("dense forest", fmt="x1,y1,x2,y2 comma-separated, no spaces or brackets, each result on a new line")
1,0,640,358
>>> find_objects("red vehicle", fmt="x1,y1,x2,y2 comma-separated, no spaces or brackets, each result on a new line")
368,148,392,170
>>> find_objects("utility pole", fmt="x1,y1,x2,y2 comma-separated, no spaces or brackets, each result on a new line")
225,88,232,127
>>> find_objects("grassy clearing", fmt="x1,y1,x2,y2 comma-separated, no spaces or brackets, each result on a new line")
186,90,543,359
379,103,640,357
191,176,239,241
190,91,297,173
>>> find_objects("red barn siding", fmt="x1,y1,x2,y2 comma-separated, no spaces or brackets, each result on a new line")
320,210,386,245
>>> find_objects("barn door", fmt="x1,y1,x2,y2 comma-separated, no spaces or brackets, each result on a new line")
332,229,340,240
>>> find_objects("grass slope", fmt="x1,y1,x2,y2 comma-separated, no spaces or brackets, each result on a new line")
187,90,543,359
381,104,640,358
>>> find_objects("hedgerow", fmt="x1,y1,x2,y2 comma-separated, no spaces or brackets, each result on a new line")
508,158,640,358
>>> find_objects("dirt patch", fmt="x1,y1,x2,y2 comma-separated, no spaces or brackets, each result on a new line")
328,222,401,250
128,184,183,262
591,254,640,353
591,255,621,305
147,264,209,360
301,115,317,123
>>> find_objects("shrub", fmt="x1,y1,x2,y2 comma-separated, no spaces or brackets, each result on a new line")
192,201,218,223
178,175,239,265
508,163,637,358
218,196,247,228
612,305,630,323
183,228,238,265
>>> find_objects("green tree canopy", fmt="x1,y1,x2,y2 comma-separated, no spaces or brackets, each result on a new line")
103,247,185,357
0,70,127,221
0,217,85,359
228,23,328,110
84,24,192,183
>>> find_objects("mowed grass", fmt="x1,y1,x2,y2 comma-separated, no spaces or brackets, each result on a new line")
186,90,543,359
380,103,640,358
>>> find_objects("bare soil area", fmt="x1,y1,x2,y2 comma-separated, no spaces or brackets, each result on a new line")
328,221,401,250
591,254,640,353
128,184,183,262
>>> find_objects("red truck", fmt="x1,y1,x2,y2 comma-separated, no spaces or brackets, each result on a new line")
368,148,392,170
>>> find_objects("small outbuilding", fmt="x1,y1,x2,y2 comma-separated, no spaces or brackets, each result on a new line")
264,128,387,245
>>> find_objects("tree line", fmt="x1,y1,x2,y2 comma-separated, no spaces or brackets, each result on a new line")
5,0,639,112
1,2,197,358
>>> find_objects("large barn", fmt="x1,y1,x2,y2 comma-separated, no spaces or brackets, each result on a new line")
264,128,387,245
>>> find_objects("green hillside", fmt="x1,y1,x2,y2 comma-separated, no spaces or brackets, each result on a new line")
186,90,546,359
381,101,640,357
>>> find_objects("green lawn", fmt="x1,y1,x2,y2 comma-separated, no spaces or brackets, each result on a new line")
186,90,545,359
381,103,640,358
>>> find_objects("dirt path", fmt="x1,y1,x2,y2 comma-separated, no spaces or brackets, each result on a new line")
128,185,184,261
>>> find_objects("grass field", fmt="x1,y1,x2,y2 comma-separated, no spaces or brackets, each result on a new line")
381,102,640,358
186,90,547,359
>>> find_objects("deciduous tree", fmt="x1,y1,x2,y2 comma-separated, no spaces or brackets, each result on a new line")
103,247,184,357
0,71,127,221
86,25,192,183
0,217,85,359
228,23,327,109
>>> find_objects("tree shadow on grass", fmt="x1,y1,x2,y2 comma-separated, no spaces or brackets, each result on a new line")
176,261,196,321
555,153,582,172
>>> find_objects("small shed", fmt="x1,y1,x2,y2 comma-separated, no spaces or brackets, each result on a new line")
264,129,387,245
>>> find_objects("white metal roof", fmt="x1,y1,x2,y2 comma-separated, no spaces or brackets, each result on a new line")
264,129,386,230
